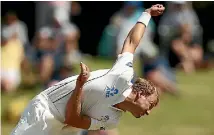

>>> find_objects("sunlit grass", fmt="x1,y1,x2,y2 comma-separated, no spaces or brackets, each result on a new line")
2,57,214,135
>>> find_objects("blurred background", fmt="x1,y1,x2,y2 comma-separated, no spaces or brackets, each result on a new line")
1,1,214,135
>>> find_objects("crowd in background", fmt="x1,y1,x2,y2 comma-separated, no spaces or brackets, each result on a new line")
1,1,214,95
100,1,213,98
1,1,214,135
1,1,82,93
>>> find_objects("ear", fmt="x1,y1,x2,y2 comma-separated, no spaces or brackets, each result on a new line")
134,92,141,102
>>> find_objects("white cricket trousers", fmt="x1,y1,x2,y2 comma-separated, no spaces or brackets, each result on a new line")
10,93,83,135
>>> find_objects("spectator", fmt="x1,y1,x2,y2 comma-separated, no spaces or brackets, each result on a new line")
39,5,82,65
35,1,82,58
35,1,81,30
2,11,33,79
62,23,82,66
1,27,24,93
2,11,29,46
158,1,204,73
32,27,63,87
32,25,78,89
33,0,82,88
98,1,146,58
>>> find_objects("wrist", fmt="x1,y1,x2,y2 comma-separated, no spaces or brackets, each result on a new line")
145,9,151,15
137,12,151,27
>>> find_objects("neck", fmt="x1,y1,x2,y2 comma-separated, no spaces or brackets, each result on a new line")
114,92,136,112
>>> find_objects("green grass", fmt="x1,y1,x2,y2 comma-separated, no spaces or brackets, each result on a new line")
1,57,214,135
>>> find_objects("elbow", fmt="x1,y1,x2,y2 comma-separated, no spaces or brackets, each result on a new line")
64,112,85,129
64,118,72,126
64,114,73,125
64,114,80,127
64,108,78,125
64,120,76,127
64,113,90,129
64,117,86,129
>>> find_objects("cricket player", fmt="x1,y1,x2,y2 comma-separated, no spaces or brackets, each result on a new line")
11,4,165,135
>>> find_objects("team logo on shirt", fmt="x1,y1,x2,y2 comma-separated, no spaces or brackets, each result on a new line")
100,115,110,122
126,62,133,67
98,115,109,130
105,86,119,98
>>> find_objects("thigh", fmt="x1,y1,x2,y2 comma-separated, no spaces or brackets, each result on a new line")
11,96,64,135
20,111,64,135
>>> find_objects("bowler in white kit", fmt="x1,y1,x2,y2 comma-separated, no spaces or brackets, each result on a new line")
11,4,165,135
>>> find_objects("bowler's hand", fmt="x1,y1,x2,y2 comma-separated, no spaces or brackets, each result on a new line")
77,62,90,86
145,4,165,16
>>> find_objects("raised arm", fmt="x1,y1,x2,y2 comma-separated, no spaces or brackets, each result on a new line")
121,4,165,54
64,62,91,129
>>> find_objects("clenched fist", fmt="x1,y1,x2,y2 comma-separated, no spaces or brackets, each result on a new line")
145,4,165,16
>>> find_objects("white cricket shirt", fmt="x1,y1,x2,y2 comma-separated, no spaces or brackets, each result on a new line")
43,52,134,130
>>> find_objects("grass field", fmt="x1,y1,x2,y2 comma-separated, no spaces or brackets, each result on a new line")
1,57,214,135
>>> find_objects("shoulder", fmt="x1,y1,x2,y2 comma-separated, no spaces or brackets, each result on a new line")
110,52,134,73
119,69,134,82
117,52,134,60
110,64,134,79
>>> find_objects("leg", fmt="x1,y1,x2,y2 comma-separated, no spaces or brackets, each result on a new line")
1,70,21,93
171,39,195,73
189,45,203,68
11,95,64,135
39,55,54,84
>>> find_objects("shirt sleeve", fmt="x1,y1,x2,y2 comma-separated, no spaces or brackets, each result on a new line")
110,52,134,73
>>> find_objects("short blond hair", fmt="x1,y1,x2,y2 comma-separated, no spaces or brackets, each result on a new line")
133,78,159,105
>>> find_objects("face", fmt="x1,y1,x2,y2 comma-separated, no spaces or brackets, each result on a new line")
131,93,158,118
6,14,17,24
